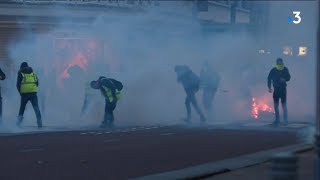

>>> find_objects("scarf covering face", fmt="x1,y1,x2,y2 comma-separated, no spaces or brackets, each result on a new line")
273,64,284,71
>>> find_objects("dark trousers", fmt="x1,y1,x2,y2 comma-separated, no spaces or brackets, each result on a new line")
18,93,42,127
185,89,205,121
40,93,46,117
102,99,117,126
273,87,288,123
202,88,217,112
0,91,2,122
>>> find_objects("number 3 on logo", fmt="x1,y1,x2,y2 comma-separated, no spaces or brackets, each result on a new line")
293,11,301,24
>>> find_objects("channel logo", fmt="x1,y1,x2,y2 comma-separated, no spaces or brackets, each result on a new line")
288,11,301,24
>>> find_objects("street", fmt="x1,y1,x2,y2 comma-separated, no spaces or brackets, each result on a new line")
0,122,306,180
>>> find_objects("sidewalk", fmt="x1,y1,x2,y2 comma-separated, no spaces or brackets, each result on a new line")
205,150,316,180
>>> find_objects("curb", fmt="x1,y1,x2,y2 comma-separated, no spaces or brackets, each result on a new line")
134,143,313,180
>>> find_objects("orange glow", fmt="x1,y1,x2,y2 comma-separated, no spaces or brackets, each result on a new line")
60,51,88,79
53,37,99,88
251,97,274,119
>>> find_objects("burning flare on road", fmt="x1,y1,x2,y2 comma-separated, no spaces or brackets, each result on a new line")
251,97,274,119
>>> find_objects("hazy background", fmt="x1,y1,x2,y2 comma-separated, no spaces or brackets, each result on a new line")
0,1,317,131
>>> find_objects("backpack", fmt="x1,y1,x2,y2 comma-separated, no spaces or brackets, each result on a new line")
109,79,123,91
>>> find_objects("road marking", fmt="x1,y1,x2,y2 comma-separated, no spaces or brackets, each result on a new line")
160,133,174,136
19,148,44,153
36,160,48,165
209,122,232,126
103,139,120,143
285,124,308,128
120,130,130,133
243,122,271,127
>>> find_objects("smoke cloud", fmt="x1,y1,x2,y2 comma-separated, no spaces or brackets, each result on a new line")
0,1,317,132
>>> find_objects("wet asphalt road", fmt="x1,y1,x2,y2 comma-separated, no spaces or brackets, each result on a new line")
0,125,299,180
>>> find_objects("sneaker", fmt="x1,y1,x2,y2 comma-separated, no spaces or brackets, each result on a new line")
16,121,22,127
107,123,115,129
200,120,207,126
37,120,43,129
16,116,23,127
182,117,191,123
270,121,280,127
200,116,207,123
99,123,107,129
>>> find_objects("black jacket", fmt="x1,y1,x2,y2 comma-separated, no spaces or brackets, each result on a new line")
177,67,200,92
0,68,5,81
17,67,39,93
99,77,123,99
267,67,291,89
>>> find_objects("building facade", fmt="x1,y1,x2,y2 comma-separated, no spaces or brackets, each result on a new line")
0,0,267,66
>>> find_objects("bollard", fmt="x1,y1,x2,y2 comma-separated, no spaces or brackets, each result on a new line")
316,133,320,180
271,152,298,180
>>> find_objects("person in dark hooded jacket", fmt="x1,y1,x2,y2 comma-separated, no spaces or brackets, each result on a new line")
16,62,42,128
0,67,5,123
268,58,291,126
174,65,206,123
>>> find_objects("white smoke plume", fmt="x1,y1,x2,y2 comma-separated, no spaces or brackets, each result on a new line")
0,1,317,132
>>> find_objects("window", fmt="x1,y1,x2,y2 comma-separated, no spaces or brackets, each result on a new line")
298,46,307,56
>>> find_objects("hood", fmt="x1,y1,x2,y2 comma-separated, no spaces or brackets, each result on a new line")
20,67,34,74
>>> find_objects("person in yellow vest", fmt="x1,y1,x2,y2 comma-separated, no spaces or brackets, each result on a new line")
16,62,42,128
90,76,123,128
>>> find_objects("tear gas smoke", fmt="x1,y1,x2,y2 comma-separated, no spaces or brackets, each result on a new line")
0,1,316,132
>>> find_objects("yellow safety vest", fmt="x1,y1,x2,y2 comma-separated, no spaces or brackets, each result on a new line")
20,72,38,93
100,78,121,102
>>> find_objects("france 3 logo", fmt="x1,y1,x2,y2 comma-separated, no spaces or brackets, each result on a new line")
288,11,301,24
